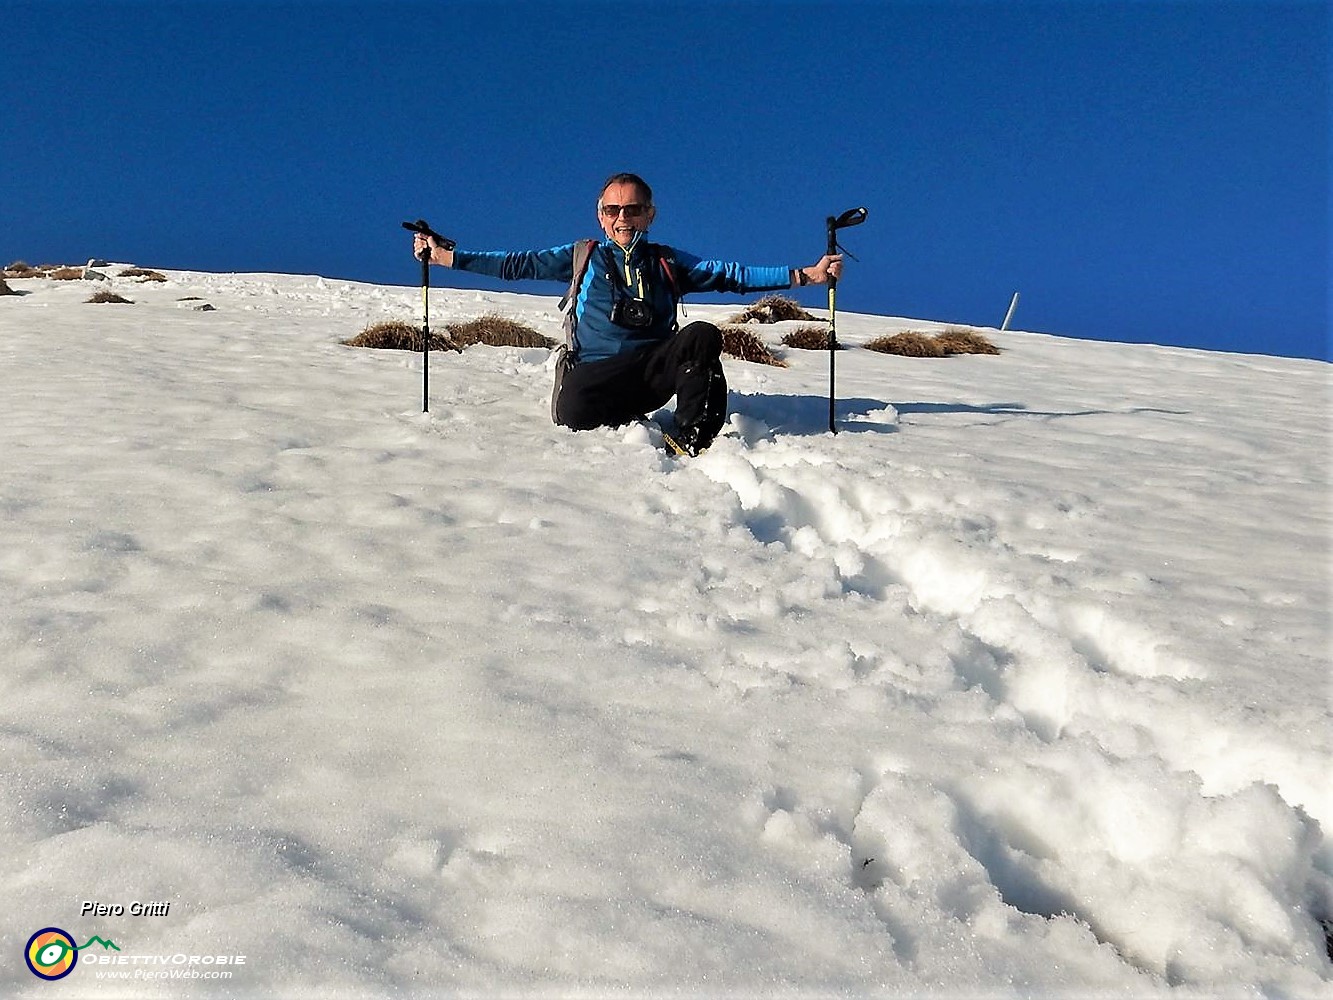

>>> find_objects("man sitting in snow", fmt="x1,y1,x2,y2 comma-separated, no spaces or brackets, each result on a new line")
412,172,842,455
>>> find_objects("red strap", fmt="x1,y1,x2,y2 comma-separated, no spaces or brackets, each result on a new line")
659,254,680,300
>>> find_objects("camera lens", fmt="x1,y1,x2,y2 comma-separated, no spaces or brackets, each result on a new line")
613,297,653,329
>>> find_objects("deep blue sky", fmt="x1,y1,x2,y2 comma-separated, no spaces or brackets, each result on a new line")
3,1,1328,360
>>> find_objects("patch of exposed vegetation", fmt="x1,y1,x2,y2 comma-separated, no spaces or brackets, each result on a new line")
864,327,1000,357
119,268,168,282
342,319,454,352
864,332,947,357
933,327,1000,355
720,325,787,367
727,294,819,324
780,324,837,350
444,313,556,349
87,290,134,304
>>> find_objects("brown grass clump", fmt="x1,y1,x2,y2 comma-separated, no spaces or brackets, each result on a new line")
343,319,454,352
865,332,947,358
719,324,787,367
444,313,556,349
864,328,1001,358
87,290,134,304
347,314,556,352
780,324,836,351
119,268,168,282
727,294,819,324
934,327,1000,355
4,260,43,278
49,267,85,281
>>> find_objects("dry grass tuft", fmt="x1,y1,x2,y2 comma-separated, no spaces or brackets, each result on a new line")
934,327,1000,355
48,267,85,281
780,324,836,350
87,290,134,304
119,268,168,282
720,325,787,367
347,314,556,353
864,328,1001,358
343,319,454,352
444,313,556,349
865,332,947,358
727,294,819,324
4,260,43,278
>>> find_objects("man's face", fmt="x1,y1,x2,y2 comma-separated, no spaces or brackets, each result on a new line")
598,181,655,248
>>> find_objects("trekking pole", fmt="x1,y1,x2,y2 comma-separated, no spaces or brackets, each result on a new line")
826,207,867,433
418,244,431,412
401,219,457,413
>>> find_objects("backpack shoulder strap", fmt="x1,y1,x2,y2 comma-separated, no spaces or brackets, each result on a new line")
552,239,598,424
658,250,681,301
654,244,685,328
558,239,599,348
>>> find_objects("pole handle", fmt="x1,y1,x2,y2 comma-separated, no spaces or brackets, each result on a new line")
825,207,866,289
832,206,868,230
402,219,457,251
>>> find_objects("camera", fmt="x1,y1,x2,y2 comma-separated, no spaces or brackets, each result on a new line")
611,297,654,329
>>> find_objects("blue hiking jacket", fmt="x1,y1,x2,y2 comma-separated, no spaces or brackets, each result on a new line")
452,238,791,363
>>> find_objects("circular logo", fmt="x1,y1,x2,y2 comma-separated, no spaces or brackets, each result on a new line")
25,928,78,981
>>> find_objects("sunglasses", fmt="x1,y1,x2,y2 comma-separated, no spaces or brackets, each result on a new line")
599,202,651,219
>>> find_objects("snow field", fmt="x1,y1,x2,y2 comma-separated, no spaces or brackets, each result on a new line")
0,269,1328,997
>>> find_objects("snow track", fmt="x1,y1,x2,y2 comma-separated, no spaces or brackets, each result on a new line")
638,398,1330,987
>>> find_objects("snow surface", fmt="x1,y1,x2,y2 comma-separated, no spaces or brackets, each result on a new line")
1,268,1329,998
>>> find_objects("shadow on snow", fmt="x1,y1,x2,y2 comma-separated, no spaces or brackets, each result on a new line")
730,392,1190,438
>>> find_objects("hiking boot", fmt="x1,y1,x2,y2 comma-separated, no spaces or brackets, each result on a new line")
668,423,710,457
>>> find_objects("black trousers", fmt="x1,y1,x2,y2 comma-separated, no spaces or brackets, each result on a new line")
555,321,728,443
